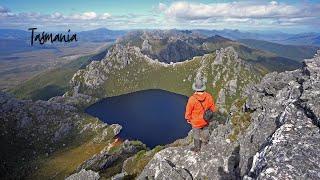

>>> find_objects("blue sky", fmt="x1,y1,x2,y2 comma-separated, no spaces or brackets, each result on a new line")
1,0,320,32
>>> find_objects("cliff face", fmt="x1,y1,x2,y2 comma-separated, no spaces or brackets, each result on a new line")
0,92,120,179
117,30,208,63
139,51,320,179
240,50,320,179
138,123,237,180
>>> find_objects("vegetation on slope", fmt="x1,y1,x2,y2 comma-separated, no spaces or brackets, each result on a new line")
9,49,109,101
0,91,120,179
72,45,260,114
29,127,113,179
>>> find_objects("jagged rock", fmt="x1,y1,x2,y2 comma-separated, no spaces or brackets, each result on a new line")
213,49,224,65
119,30,208,63
111,172,128,180
239,52,320,179
227,79,238,95
110,124,122,135
141,39,152,52
216,89,227,113
66,169,100,180
247,105,320,179
76,140,147,177
138,124,238,179
139,51,320,179
238,70,302,176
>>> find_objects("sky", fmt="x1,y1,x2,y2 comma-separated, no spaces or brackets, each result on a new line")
0,0,320,33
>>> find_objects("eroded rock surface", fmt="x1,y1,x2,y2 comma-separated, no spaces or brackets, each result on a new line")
66,169,100,180
139,51,320,179
139,124,238,180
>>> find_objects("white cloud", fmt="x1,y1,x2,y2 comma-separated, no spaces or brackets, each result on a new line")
161,1,307,20
99,13,111,20
70,12,97,20
51,12,63,19
154,1,320,30
0,1,319,31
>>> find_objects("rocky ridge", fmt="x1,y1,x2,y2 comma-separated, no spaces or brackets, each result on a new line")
0,92,121,179
138,51,320,179
58,42,259,116
117,30,208,63
115,30,301,73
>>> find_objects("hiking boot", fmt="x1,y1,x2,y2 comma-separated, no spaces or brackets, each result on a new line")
190,146,200,152
202,139,209,145
190,139,201,152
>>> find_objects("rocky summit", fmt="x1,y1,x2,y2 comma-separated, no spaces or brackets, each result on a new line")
138,51,320,179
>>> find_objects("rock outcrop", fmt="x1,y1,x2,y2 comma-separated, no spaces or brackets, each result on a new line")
65,169,100,180
118,30,208,63
139,51,320,179
240,50,320,179
0,92,117,179
75,140,146,174
138,123,237,180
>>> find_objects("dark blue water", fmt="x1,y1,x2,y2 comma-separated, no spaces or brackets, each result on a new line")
85,89,191,148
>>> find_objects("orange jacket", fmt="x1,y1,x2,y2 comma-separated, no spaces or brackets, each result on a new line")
185,91,216,128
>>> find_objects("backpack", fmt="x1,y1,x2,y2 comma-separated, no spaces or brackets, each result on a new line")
193,96,214,122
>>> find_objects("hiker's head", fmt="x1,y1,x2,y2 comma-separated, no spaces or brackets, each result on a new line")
192,78,206,92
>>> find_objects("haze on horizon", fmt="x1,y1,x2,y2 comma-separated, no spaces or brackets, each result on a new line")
0,0,320,33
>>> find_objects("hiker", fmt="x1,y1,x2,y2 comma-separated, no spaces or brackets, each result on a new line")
185,78,216,152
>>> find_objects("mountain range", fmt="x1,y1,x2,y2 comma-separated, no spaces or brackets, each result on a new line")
0,28,319,56
193,29,320,46
10,29,306,102
1,29,320,179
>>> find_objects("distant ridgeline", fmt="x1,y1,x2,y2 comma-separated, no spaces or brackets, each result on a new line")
28,27,77,45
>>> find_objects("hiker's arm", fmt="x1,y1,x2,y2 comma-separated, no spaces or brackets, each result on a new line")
185,98,194,122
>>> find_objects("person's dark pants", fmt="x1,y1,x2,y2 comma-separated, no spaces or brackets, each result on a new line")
192,126,210,151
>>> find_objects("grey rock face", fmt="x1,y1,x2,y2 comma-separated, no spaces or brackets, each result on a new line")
216,89,226,113
76,140,147,176
239,51,320,179
66,169,100,180
139,51,320,179
111,172,128,180
120,30,208,63
238,70,302,176
138,124,238,180
227,79,238,95
248,105,320,179
141,39,152,52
